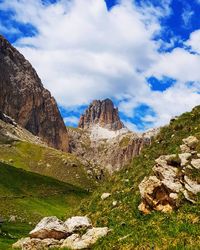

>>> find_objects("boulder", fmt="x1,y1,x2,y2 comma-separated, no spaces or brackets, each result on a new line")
29,216,69,240
182,136,199,149
64,216,92,233
101,193,111,200
61,227,109,249
13,238,61,250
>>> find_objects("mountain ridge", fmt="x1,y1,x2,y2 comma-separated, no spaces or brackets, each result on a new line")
0,35,69,152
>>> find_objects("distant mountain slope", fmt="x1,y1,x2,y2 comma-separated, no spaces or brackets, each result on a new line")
0,35,68,151
79,105,200,249
0,112,96,190
0,162,89,250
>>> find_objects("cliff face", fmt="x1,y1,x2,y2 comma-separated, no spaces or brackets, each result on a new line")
0,35,69,151
78,99,124,130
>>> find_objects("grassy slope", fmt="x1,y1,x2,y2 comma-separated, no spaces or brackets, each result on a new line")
0,141,95,190
79,106,200,250
0,162,89,250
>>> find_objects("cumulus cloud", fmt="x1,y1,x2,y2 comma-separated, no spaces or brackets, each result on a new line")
0,0,200,131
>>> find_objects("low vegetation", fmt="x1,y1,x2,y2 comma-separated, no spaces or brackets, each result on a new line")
0,162,89,250
79,106,200,249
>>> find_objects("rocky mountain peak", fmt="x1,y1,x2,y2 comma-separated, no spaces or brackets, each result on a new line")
0,35,69,151
78,98,124,131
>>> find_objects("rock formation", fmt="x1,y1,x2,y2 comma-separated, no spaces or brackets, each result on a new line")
78,99,124,130
0,35,68,151
138,136,200,214
13,216,109,250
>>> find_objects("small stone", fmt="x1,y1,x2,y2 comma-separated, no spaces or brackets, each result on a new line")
101,193,111,200
169,193,178,200
191,158,200,170
112,201,117,206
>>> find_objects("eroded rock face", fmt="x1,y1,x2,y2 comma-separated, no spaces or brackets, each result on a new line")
139,136,200,214
78,99,124,131
0,35,69,151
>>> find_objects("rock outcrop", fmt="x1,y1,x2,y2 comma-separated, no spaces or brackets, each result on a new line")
0,35,68,151
13,216,109,250
138,136,200,214
78,99,124,131
69,127,155,173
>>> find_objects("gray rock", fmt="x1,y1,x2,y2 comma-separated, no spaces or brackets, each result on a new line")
64,216,92,233
191,158,200,169
29,216,69,240
61,227,109,249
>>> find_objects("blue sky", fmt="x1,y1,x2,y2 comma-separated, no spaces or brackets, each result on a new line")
0,0,200,131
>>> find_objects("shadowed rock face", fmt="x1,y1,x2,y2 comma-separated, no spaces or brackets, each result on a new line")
78,99,124,131
0,35,69,151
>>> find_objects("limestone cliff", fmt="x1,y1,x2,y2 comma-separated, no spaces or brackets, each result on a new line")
78,99,124,130
0,35,68,151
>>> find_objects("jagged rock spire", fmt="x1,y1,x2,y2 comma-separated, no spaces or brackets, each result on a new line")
78,98,124,131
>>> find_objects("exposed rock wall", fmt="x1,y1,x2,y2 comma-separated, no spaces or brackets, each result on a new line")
0,35,69,151
78,99,124,130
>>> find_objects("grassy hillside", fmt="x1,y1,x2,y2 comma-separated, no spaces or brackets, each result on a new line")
0,141,95,190
0,162,89,250
79,106,200,249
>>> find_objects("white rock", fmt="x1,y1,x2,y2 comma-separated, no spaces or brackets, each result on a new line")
180,144,191,153
12,237,30,249
29,216,69,240
61,227,109,249
112,201,117,206
101,193,111,200
183,136,199,149
64,216,92,233
184,176,200,194
191,158,200,169
13,237,61,250
179,153,191,166
169,193,178,200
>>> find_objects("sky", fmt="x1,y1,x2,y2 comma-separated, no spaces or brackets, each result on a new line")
0,0,200,131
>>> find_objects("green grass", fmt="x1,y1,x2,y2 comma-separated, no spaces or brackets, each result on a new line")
78,105,200,249
0,162,90,250
0,141,95,190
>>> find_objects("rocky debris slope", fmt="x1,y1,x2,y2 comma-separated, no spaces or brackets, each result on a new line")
0,110,46,145
0,35,68,151
78,99,124,131
69,127,157,173
13,216,109,250
139,136,200,214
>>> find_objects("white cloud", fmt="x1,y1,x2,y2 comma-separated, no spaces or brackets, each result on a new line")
182,7,194,28
1,0,200,131
186,29,200,53
64,116,79,126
